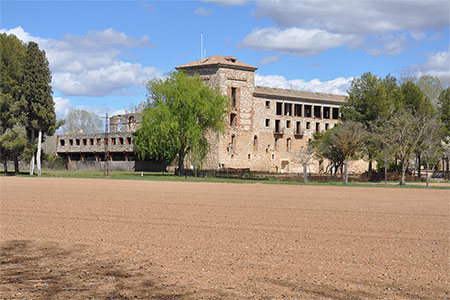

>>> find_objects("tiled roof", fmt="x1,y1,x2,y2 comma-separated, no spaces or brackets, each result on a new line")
254,86,346,103
176,55,258,71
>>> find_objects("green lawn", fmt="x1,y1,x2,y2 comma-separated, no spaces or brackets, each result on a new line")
4,169,449,190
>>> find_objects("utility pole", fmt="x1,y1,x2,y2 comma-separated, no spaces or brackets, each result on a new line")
102,113,110,176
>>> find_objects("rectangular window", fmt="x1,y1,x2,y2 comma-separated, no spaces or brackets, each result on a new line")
231,87,237,108
119,137,124,145
306,122,311,129
111,138,116,145
284,103,292,116
305,105,312,117
60,139,65,146
296,121,301,134
265,119,270,127
69,139,73,146
332,107,340,119
276,102,282,115
294,104,302,117
96,138,101,146
286,120,291,128
82,138,87,146
230,113,237,127
314,106,322,118
265,101,270,109
316,122,320,132
89,138,94,145
75,139,80,146
275,120,281,133
325,123,329,130
323,107,331,119
127,137,132,144
286,138,291,152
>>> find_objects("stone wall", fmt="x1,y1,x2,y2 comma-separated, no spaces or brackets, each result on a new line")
67,160,167,172
57,132,135,153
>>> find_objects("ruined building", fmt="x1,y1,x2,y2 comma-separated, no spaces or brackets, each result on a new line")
57,113,161,171
57,55,365,173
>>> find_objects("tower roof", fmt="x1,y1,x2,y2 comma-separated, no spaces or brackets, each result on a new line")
175,55,258,71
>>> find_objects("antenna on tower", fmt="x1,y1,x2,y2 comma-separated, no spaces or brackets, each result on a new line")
201,32,203,59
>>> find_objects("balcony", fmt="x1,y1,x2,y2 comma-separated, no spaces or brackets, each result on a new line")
273,127,284,136
294,129,304,137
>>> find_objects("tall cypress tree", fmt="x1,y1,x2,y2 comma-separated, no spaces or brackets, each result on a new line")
22,42,58,176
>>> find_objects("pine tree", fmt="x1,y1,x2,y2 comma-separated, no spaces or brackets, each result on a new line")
0,33,27,173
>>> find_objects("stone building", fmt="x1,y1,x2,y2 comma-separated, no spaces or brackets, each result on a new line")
176,55,361,173
57,55,367,173
56,113,164,171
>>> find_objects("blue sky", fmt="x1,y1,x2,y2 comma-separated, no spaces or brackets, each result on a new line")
1,0,449,120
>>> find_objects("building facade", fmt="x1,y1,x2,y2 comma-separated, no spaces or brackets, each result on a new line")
176,55,359,173
57,55,366,173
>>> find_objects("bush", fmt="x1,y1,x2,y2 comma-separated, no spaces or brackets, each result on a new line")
43,154,65,169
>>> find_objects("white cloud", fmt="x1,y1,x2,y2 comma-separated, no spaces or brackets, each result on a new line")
254,0,449,36
366,34,407,56
53,62,159,97
238,0,449,56
258,56,279,65
255,74,352,95
240,27,363,57
195,7,212,16
0,27,161,97
54,97,125,121
202,0,247,6
415,50,450,79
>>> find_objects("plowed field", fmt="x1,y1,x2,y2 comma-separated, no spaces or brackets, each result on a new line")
1,177,448,299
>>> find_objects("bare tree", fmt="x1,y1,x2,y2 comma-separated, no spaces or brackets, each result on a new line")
421,118,442,187
329,122,366,184
372,126,395,185
297,145,315,183
440,137,450,180
379,108,427,185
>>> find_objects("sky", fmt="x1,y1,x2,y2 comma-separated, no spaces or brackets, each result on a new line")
1,0,449,121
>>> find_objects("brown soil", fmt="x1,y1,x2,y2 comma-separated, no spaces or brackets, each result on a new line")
1,177,449,299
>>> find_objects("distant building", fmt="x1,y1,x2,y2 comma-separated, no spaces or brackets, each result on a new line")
57,55,367,173
57,113,163,171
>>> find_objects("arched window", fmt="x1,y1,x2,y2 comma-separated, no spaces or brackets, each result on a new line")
128,115,136,131
231,134,236,148
253,135,258,151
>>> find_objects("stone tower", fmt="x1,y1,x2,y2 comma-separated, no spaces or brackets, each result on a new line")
176,55,258,169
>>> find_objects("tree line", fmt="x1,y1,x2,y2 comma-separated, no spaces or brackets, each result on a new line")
310,72,450,186
0,33,61,174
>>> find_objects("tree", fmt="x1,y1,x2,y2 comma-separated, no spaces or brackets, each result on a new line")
438,87,450,137
417,75,443,108
22,42,60,176
379,108,426,185
0,33,27,173
134,71,229,175
311,128,344,175
0,125,27,172
400,81,435,117
311,122,365,183
297,145,314,183
420,118,442,187
372,123,395,185
341,72,393,172
62,109,103,134
329,122,366,184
